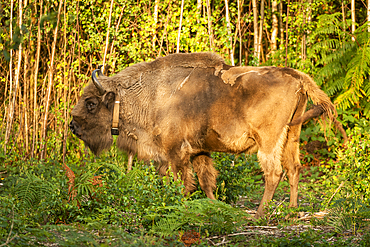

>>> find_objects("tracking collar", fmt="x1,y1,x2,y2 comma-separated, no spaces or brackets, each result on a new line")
111,93,120,135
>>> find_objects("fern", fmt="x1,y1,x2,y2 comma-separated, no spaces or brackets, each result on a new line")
311,13,370,118
147,199,252,237
328,198,370,234
150,217,186,238
14,173,53,208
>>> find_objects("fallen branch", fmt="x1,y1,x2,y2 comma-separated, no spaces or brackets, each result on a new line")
267,196,287,224
325,180,347,209
0,205,18,247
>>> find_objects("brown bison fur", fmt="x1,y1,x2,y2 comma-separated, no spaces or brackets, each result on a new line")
70,52,347,218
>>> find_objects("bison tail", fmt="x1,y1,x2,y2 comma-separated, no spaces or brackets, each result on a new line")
288,105,324,126
289,70,348,142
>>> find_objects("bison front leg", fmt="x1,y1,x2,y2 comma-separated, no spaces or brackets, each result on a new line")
192,153,218,200
127,153,134,172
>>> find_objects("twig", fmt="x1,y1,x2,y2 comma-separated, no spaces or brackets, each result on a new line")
325,180,347,209
280,170,287,182
207,231,270,240
267,196,287,224
0,206,18,247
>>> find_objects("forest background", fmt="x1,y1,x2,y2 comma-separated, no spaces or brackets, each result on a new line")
1,0,370,160
1,0,370,246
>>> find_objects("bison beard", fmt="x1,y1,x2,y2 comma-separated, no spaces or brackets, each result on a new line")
70,52,347,218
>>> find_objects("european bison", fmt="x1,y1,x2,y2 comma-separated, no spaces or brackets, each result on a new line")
70,53,346,217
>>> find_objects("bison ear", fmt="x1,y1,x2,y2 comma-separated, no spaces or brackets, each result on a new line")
103,92,115,112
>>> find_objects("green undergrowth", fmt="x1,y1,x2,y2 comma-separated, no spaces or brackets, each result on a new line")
1,119,370,245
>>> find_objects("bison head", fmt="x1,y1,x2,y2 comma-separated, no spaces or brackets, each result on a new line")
69,68,116,155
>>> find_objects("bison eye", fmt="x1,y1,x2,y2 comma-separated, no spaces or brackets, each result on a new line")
85,97,99,112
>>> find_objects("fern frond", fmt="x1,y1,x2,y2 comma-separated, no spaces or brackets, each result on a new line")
14,173,53,208
123,167,145,188
362,100,370,119
325,77,345,97
150,217,186,237
336,42,370,110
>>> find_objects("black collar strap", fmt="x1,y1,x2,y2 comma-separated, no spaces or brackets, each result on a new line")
111,94,120,135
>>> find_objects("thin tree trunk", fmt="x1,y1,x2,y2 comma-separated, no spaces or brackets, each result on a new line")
32,0,43,158
367,0,370,32
252,0,258,59
16,0,24,151
153,0,159,49
177,0,185,53
103,0,114,73
351,0,355,41
271,0,278,53
257,0,265,63
237,0,242,65
225,0,234,65
110,5,125,73
278,1,284,50
62,0,68,163
23,38,30,153
285,0,290,67
40,0,63,160
12,0,23,151
197,0,202,24
157,0,172,56
301,0,306,61
206,0,214,51
4,0,14,153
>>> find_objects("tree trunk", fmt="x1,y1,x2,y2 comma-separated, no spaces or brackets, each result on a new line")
110,5,125,73
40,0,63,160
278,1,284,50
9,0,23,153
32,0,43,158
237,0,242,65
103,0,114,73
157,0,172,56
62,0,68,163
153,0,160,49
257,0,265,63
301,0,307,61
4,0,14,154
197,0,202,24
177,0,185,53
368,0,370,32
285,0,290,67
225,0,234,65
252,0,258,59
23,32,30,153
206,0,214,51
271,0,278,53
351,0,355,41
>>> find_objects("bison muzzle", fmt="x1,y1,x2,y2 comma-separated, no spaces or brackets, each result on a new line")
70,52,347,218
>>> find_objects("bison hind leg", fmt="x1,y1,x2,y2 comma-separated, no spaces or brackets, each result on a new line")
255,126,288,218
192,152,218,200
181,164,196,196
281,126,302,209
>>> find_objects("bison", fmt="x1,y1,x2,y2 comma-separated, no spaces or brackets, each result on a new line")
70,52,346,217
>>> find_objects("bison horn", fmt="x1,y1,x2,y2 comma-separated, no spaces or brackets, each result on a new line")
97,65,104,76
92,66,106,95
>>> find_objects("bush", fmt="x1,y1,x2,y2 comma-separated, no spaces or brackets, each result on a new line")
212,152,262,204
325,120,370,205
